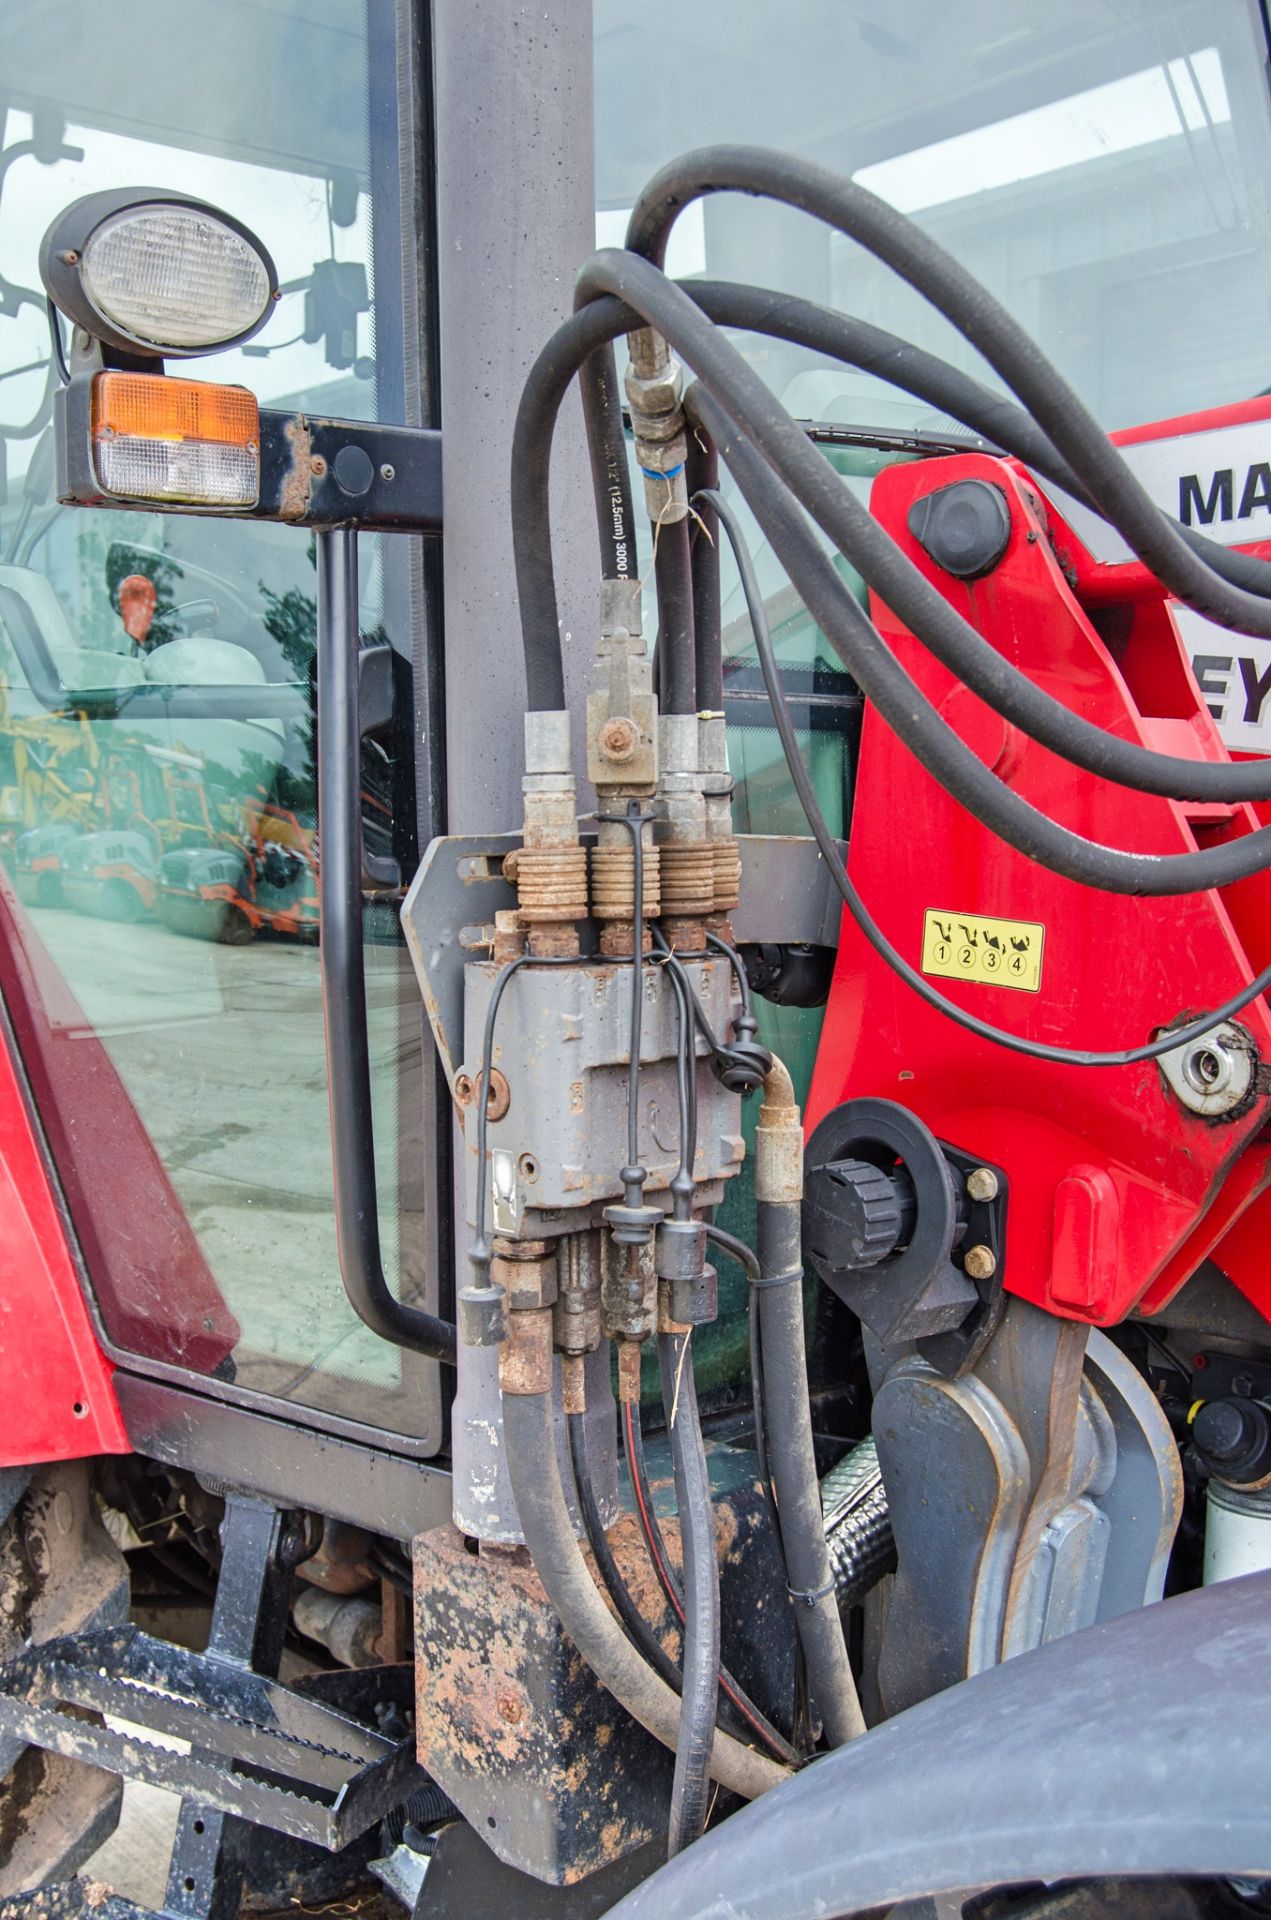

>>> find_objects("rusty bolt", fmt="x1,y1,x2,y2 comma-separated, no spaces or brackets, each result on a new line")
966,1167,999,1203
60,249,80,265
498,1694,524,1725
598,716,640,763
964,1244,997,1281
454,1067,510,1120
309,454,328,477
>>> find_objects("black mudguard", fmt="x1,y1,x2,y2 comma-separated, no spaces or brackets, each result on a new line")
606,1573,1271,1919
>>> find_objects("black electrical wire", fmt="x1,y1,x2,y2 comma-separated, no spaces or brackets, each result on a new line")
653,925,770,1093
580,343,637,588
661,941,698,1220
468,952,578,1294
567,1408,685,1695
567,1399,796,1762
576,250,1271,895
697,482,1271,1068
702,1224,784,1560
685,279,1271,806
626,146,1271,633
621,1396,799,1765
597,805,655,1216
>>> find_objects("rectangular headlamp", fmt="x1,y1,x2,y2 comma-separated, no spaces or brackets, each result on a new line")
90,371,260,508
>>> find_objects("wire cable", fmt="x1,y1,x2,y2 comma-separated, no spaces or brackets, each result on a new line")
696,482,1271,1068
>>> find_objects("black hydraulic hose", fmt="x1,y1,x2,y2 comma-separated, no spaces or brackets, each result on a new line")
701,480,1271,1067
687,277,1271,605
501,1389,789,1800
626,146,1271,635
580,343,637,587
577,251,1271,891
567,1409,684,1695
622,1397,800,1766
512,289,1271,808
755,1169,865,1747
685,281,1271,806
314,528,456,1365
658,1331,720,1854
682,376,1271,897
511,293,633,710
655,516,698,714
688,431,724,711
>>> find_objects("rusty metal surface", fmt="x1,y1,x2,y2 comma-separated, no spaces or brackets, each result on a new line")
413,1519,674,1886
413,1441,795,1887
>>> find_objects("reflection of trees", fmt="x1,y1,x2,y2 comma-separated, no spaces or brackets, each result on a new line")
259,536,316,813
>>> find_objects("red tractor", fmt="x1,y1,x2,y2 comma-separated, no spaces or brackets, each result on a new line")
4,10,1271,1920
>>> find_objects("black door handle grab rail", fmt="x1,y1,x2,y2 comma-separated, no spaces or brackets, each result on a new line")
315,527,457,1364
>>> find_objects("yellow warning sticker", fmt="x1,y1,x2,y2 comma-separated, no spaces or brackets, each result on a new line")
921,909,1044,994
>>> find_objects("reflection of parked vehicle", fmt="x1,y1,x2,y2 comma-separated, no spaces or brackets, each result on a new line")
156,801,318,946
13,821,81,908
59,829,157,922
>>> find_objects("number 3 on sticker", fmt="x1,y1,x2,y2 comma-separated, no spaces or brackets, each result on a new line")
921,910,1045,994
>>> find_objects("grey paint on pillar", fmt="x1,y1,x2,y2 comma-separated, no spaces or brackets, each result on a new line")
432,0,600,1535
433,0,600,834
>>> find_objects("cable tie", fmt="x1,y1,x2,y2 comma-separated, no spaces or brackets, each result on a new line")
788,1574,836,1610
641,461,685,480
749,1267,804,1292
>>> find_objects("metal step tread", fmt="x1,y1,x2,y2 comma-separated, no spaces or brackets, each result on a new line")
0,1623,429,1849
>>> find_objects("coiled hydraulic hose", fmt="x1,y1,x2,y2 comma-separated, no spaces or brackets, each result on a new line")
576,249,1271,895
658,1330,719,1853
502,1390,789,1802
697,476,1271,1066
685,280,1271,805
626,146,1271,633
512,283,1271,807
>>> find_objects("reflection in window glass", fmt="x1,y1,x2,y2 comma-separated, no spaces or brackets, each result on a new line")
0,2,438,1444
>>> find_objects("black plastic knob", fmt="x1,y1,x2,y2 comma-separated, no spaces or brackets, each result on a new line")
908,479,1012,581
805,1156,915,1272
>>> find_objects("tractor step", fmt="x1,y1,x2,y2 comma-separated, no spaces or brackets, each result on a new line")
0,1621,429,1852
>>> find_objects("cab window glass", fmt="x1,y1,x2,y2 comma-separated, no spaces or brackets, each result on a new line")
0,2,438,1445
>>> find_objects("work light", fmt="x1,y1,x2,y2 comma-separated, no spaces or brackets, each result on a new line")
41,189,277,511
40,188,278,358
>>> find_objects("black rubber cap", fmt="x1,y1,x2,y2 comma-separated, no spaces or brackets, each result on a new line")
333,443,375,496
1193,1396,1271,1485
908,479,1012,581
805,1156,915,1272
